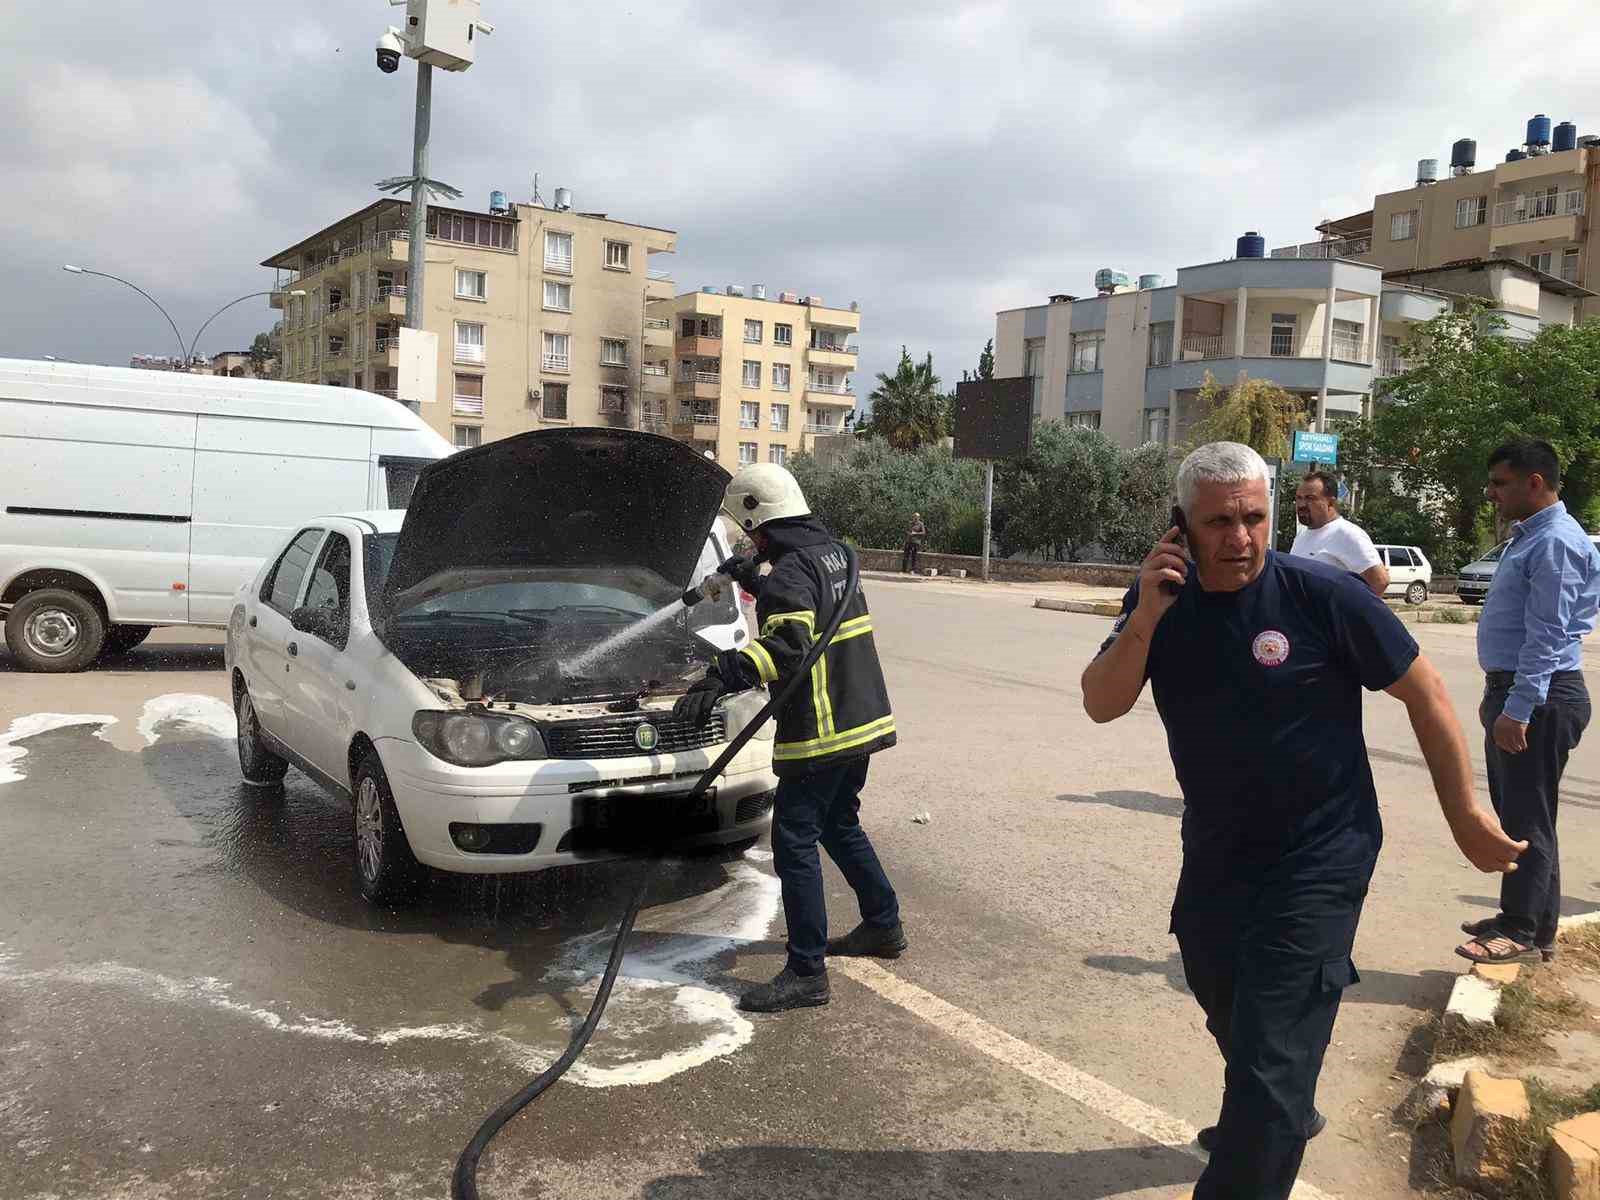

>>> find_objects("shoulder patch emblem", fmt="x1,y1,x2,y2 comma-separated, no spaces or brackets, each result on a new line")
1252,629,1290,667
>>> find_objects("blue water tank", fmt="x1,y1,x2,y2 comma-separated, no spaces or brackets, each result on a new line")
1507,148,1527,162
1236,231,1265,259
1527,113,1552,149
489,189,508,213
1554,121,1578,152
701,286,719,294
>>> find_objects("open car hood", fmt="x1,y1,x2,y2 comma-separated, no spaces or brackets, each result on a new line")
380,429,732,615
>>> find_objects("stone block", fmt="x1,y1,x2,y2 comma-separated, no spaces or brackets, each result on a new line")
1444,973,1502,1030
948,569,967,579
1452,1070,1529,1185
1472,962,1523,985
1549,1113,1600,1200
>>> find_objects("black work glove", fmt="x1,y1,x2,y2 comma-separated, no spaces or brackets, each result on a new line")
718,554,764,595
673,668,731,727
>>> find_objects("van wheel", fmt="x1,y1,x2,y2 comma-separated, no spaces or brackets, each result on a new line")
104,625,154,656
353,752,422,906
5,589,105,672
235,687,288,786
1405,581,1429,606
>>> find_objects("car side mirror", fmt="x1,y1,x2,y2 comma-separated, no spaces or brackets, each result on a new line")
291,606,342,642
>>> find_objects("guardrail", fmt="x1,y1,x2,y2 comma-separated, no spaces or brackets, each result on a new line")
806,381,852,395
1494,189,1585,226
541,352,568,372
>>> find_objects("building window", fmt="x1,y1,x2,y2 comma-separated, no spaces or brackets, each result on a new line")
738,442,758,466
742,360,761,388
744,319,763,343
600,386,627,415
1390,210,1417,241
1145,325,1172,368
772,362,791,391
455,321,485,365
544,231,574,273
1331,319,1365,361
453,425,481,449
769,444,787,466
1528,251,1553,274
773,323,793,346
352,273,363,308
542,332,570,372
452,373,484,416
1070,332,1104,373
601,338,628,366
455,269,487,300
430,211,517,250
1064,412,1101,430
680,318,697,338
353,325,364,357
543,281,572,312
1455,196,1488,228
1562,247,1581,283
604,240,630,271
542,382,569,420
1142,408,1169,445
770,403,789,432
740,401,759,429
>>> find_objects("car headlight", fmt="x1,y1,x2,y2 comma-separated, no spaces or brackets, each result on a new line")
412,711,547,767
719,689,775,742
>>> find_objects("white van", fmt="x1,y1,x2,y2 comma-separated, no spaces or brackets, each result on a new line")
0,358,451,671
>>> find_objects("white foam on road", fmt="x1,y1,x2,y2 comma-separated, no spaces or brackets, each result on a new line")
135,694,235,745
833,959,1338,1200
0,713,117,784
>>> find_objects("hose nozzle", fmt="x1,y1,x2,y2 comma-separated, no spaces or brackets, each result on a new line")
681,572,728,608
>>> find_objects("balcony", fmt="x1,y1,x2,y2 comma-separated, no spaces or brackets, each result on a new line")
371,388,398,400
805,422,846,435
1177,333,1372,365
644,317,671,331
676,333,723,357
323,300,349,325
676,403,721,427
640,412,670,434
808,340,858,368
452,396,485,417
675,372,721,402
1269,236,1372,260
1376,353,1415,378
641,363,669,377
541,352,569,373
1490,189,1585,250
806,380,854,399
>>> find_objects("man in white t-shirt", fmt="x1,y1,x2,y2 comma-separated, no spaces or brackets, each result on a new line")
1289,470,1390,597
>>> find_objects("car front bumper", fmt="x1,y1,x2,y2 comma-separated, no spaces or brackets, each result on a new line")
374,736,778,873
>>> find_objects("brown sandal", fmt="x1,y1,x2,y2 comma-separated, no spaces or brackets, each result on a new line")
1461,918,1556,962
1456,933,1542,965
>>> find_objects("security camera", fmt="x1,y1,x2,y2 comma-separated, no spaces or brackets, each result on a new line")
376,27,404,73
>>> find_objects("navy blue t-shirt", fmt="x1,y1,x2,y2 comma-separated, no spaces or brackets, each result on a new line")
1099,552,1419,909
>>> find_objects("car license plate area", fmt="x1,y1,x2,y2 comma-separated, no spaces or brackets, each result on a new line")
568,788,720,851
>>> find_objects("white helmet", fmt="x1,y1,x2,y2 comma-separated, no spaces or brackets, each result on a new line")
723,462,810,532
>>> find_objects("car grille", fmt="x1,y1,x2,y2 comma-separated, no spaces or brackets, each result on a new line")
1459,573,1488,583
735,792,775,824
544,714,727,760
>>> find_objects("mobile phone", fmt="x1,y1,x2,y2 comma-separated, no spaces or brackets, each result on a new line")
1161,505,1189,595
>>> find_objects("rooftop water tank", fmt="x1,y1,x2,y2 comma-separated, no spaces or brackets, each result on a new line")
1579,135,1600,149
553,186,573,211
1417,158,1439,185
700,286,719,294
778,291,799,304
726,284,744,297
1236,231,1265,259
1554,121,1578,152
1093,268,1132,293
1048,294,1075,304
1138,273,1163,290
1526,114,1552,151
1450,138,1477,174
489,189,508,213
751,284,766,300
1506,148,1527,162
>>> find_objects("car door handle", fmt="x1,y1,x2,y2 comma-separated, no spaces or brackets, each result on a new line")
287,642,298,657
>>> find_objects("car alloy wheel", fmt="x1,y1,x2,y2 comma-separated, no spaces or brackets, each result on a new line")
1406,581,1428,606
356,777,385,886
235,687,288,786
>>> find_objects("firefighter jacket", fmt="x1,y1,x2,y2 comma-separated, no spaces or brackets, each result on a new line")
720,517,896,777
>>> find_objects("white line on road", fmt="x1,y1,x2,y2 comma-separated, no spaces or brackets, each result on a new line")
832,959,1337,1200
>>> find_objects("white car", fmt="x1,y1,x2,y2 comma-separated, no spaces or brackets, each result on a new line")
1373,544,1432,606
224,429,778,903
1456,535,1600,605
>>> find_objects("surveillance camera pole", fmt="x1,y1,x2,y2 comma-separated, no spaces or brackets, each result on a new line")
405,62,432,331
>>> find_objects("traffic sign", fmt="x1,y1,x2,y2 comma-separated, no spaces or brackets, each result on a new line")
1292,430,1339,465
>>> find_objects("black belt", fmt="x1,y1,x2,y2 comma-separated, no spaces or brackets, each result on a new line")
1485,669,1584,688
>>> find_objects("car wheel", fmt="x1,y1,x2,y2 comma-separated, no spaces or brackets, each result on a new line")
235,687,288,786
5,588,105,672
103,625,154,656
1405,581,1429,606
1459,596,1482,606
353,752,422,906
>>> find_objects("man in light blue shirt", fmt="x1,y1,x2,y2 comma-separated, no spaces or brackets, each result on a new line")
1461,438,1600,964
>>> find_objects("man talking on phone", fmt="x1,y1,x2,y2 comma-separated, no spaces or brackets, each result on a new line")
1081,441,1524,1200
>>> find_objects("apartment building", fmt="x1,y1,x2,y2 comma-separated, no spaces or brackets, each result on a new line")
995,239,1388,451
262,194,676,448
646,286,860,473
1274,112,1600,323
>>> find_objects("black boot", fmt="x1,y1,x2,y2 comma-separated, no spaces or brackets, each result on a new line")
1197,1109,1325,1154
739,966,830,1013
826,920,908,959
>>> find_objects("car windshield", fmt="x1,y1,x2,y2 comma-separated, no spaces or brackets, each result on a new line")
1483,542,1509,563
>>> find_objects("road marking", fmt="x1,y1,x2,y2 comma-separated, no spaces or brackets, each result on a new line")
832,959,1337,1200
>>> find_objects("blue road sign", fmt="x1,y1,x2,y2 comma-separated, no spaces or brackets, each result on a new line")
1292,431,1339,465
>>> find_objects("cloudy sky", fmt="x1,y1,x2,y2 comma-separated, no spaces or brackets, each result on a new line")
3,0,1596,395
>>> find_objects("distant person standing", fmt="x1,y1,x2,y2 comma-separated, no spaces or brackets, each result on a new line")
1459,439,1600,964
902,513,927,574
1290,471,1389,597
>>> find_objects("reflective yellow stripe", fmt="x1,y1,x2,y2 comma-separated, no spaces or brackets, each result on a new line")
812,647,834,738
762,610,815,637
740,642,779,685
774,715,896,761
832,617,873,643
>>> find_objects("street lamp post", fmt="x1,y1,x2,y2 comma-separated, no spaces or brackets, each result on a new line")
185,290,303,365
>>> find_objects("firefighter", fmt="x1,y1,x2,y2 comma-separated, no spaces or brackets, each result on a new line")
674,462,906,1013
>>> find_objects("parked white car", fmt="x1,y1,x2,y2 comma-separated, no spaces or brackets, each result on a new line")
1456,536,1600,605
223,430,778,903
0,357,450,671
1373,544,1433,606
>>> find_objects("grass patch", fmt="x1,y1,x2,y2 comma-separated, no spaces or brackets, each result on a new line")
1416,1080,1600,1200
1558,924,1600,973
1434,607,1472,625
1434,972,1586,1062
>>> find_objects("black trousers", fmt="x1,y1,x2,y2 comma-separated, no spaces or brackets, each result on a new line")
901,541,921,573
1175,867,1369,1200
1482,672,1590,944
771,758,900,975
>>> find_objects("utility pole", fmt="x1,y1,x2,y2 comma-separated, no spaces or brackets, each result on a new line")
981,460,994,581
405,61,432,330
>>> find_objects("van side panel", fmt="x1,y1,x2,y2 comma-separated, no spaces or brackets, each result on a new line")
188,416,371,624
0,398,193,623
368,427,453,508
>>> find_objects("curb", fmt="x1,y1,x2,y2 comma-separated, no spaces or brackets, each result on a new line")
1033,598,1123,617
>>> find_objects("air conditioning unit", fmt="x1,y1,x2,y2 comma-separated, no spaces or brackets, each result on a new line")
527,387,541,407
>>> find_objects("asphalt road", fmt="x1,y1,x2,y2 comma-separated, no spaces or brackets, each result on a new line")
4,583,1600,1200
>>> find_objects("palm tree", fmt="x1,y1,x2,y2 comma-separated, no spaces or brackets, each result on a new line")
865,348,949,450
